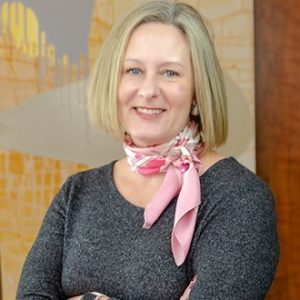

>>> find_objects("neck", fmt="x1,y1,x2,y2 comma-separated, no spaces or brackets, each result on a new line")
198,150,225,174
114,158,166,207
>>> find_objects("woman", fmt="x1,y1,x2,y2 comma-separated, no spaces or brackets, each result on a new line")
17,1,279,299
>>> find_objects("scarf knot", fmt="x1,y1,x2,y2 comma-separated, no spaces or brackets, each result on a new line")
123,122,203,266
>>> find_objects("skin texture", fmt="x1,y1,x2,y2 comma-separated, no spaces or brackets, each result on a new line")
118,22,195,147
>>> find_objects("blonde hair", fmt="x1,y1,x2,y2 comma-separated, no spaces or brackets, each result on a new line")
88,0,228,150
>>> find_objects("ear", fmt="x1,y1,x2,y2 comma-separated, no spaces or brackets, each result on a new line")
190,101,199,116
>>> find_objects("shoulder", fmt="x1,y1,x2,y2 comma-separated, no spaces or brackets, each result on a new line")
202,157,273,197
200,157,276,218
190,158,279,298
47,161,117,216
52,162,116,205
196,157,279,254
66,161,114,189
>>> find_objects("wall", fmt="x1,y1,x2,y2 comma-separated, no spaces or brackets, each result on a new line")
255,0,300,299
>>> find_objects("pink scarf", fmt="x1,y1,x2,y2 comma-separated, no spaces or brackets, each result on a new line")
123,122,203,266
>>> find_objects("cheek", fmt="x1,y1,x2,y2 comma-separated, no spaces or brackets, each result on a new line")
118,79,127,104
118,79,137,105
172,85,193,109
175,79,193,96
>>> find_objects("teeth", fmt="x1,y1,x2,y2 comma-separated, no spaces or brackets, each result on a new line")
136,108,164,114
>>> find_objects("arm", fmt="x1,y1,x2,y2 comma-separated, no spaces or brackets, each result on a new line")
17,178,122,300
16,180,70,299
188,185,279,300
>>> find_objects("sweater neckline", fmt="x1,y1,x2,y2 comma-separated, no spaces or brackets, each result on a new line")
108,156,236,211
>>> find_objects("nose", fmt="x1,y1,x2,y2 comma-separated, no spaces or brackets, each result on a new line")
138,74,160,100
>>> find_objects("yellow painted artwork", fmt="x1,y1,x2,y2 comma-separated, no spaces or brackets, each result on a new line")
0,1,254,299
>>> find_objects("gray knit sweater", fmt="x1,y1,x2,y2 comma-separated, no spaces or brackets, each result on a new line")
17,157,279,300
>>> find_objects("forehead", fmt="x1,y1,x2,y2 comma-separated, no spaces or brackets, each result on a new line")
124,22,190,58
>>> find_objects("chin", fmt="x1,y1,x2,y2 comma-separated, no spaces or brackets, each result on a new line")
131,135,169,147
128,126,179,146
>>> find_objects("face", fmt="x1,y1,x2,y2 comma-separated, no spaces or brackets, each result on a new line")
118,22,194,147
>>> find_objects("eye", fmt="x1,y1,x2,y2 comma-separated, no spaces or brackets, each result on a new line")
163,70,179,78
126,68,142,76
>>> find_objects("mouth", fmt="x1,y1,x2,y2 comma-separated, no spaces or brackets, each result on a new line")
134,107,166,115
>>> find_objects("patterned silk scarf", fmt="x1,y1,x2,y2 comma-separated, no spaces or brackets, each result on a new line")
123,122,203,266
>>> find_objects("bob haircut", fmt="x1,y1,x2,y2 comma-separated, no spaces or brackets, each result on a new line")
88,0,228,150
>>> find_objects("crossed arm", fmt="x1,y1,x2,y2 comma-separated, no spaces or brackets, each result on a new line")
17,177,279,299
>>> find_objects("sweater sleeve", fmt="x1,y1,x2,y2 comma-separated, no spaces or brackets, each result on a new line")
16,178,122,300
16,180,70,300
188,183,280,300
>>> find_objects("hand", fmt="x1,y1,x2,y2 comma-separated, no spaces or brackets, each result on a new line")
180,277,197,300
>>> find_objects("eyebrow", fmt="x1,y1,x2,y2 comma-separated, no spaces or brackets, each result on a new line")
123,58,184,69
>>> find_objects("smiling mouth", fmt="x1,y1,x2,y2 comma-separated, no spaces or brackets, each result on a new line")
134,107,166,115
